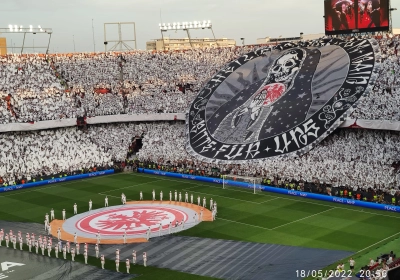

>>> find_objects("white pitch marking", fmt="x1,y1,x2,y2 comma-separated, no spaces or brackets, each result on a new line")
259,197,280,204
218,218,271,230
182,189,273,205
270,208,336,230
127,173,400,220
356,231,400,254
98,193,120,199
99,179,164,194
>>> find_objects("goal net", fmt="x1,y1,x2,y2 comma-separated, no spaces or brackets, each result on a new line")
222,175,263,194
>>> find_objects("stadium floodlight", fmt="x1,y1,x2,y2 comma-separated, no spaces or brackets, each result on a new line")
0,25,53,54
160,20,213,31
158,19,218,50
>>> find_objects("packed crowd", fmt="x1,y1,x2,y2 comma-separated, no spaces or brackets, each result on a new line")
0,54,72,123
1,121,399,203
1,36,400,124
351,36,400,121
0,123,145,184
136,122,400,203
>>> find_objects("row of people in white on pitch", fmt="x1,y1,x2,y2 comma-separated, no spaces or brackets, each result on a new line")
44,191,217,224
43,191,217,243
145,190,218,209
0,229,146,272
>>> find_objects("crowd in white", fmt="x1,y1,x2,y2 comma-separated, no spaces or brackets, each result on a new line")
0,123,145,184
351,36,400,121
1,36,399,124
0,54,72,124
137,122,400,190
0,36,399,191
0,121,399,192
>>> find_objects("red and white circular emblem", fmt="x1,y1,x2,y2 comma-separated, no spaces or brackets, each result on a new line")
76,206,187,235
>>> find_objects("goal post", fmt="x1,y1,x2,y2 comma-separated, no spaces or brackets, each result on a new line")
222,175,263,194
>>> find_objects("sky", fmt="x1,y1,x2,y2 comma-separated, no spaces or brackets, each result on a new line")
1,0,400,53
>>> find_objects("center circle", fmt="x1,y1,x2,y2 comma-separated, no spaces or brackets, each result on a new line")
76,206,188,235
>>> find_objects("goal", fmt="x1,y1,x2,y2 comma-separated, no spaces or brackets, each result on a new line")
222,175,263,194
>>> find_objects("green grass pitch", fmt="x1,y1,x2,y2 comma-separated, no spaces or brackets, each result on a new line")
1,172,400,279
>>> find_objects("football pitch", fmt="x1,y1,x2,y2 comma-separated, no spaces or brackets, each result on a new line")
1,172,400,279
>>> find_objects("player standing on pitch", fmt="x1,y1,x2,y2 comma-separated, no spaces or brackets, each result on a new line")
100,254,105,269
18,235,23,250
63,245,67,260
132,250,136,264
146,227,151,241
95,243,99,258
115,258,120,272
5,234,9,248
143,252,147,267
71,247,75,261
47,242,52,257
28,238,32,252
126,259,130,273
84,249,88,264
96,231,101,244
54,243,58,258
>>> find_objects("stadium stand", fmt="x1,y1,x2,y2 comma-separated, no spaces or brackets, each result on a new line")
1,36,399,124
0,37,400,207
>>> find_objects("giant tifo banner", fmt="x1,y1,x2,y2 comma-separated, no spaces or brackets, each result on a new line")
186,38,381,163
138,169,400,213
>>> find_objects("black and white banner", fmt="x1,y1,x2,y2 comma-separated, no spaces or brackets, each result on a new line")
186,38,381,163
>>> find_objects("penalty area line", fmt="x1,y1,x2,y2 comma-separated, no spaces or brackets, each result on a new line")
270,207,336,230
131,173,400,220
98,193,121,199
218,218,271,230
99,179,164,194
182,189,270,205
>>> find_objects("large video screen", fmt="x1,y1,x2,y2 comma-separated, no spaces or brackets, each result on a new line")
325,0,390,35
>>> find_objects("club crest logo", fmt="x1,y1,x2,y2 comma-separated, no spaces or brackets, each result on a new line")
187,38,380,162
76,207,187,235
